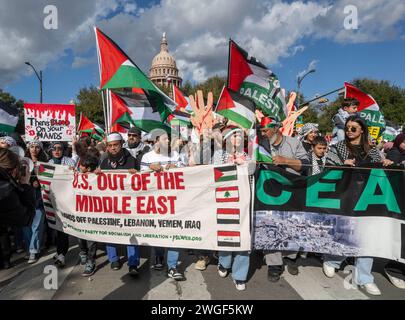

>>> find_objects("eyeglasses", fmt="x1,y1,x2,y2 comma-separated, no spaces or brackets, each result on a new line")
345,126,359,133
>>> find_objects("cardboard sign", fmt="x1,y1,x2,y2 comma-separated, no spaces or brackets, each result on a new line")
24,103,76,141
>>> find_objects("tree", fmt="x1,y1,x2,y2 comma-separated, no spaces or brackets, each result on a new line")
193,76,226,102
75,86,104,125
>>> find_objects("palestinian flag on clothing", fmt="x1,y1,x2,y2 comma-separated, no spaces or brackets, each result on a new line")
217,231,241,247
94,27,176,122
215,86,256,129
227,40,287,121
0,100,19,133
38,164,55,179
214,165,237,182
110,90,171,134
217,208,240,224
344,82,386,140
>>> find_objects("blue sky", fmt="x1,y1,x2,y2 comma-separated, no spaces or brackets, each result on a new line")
2,0,405,106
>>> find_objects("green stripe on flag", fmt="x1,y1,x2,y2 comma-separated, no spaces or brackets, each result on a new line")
217,109,253,129
0,123,16,133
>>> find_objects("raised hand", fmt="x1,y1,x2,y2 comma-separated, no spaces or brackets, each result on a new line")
189,90,215,137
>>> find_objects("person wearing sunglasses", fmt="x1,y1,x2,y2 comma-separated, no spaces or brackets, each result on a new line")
323,116,392,296
124,127,151,162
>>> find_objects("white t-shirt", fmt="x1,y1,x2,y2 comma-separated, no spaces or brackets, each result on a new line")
140,149,184,171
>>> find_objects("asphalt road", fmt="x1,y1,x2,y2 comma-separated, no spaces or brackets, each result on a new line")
0,244,404,300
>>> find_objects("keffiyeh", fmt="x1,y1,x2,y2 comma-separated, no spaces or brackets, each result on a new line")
298,123,319,140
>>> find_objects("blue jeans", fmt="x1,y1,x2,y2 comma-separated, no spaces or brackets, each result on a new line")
106,245,139,267
324,255,374,285
22,208,45,254
155,247,181,269
219,251,250,281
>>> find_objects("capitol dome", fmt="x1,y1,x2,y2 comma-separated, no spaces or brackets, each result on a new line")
149,33,182,88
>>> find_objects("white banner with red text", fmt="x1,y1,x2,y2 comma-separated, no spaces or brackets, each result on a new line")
38,163,252,251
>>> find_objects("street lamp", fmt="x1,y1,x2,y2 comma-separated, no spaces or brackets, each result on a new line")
25,62,43,103
296,67,316,106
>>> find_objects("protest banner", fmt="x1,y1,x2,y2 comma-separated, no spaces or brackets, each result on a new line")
38,163,252,251
253,164,405,263
24,103,76,141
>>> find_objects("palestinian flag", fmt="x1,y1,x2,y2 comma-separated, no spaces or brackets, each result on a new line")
110,90,171,133
217,208,240,224
254,135,273,163
227,40,287,121
344,82,386,140
77,113,104,140
38,179,51,193
215,186,239,203
168,85,192,126
0,100,19,133
38,164,55,179
216,86,256,129
94,27,176,121
217,231,241,247
214,165,237,182
382,126,399,142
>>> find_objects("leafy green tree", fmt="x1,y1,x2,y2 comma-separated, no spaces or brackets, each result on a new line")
75,86,104,125
193,76,226,102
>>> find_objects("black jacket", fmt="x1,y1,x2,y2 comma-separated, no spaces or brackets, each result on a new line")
0,169,36,227
100,148,139,170
386,147,405,166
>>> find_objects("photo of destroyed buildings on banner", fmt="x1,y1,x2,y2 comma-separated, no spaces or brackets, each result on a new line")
1,22,405,295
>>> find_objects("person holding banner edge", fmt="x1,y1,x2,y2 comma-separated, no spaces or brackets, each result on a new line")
140,130,186,281
99,132,141,276
212,125,252,291
258,116,310,282
48,142,76,268
323,116,393,296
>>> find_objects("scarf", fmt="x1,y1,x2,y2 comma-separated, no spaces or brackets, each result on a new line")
311,152,325,175
108,150,126,169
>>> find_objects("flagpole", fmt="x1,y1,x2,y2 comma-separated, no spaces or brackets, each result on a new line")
298,87,344,108
106,89,111,134
100,98,108,136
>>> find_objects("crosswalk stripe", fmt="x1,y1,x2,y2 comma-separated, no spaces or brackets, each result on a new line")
283,266,369,300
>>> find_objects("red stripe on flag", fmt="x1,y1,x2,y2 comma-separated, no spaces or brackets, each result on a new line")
217,208,240,215
38,179,51,185
45,211,55,217
218,231,240,237
216,186,239,192
43,194,50,201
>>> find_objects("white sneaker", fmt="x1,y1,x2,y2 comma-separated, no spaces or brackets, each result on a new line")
386,273,405,289
217,264,229,278
361,282,382,296
233,280,246,291
323,262,336,278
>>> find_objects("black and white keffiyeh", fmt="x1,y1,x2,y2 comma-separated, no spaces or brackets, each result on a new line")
326,141,381,165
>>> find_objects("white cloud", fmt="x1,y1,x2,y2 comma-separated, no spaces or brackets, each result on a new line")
0,0,404,87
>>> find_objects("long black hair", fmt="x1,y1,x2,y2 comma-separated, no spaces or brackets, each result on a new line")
344,115,371,156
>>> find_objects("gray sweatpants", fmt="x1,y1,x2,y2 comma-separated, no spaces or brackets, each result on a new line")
264,250,298,266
